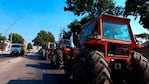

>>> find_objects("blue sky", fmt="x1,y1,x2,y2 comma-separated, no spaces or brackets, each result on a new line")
0,0,148,44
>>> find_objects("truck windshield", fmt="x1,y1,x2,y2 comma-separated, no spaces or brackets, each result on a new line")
49,44,54,49
103,20,131,41
63,41,70,48
12,45,22,47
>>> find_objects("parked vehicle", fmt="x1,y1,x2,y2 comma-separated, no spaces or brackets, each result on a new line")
64,14,149,84
41,42,56,60
10,43,26,56
56,38,71,69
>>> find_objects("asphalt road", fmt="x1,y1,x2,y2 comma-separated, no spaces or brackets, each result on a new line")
0,54,14,63
0,53,74,84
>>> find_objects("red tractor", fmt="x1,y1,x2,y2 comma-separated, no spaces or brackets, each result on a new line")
41,42,56,60
64,14,149,84
54,38,72,69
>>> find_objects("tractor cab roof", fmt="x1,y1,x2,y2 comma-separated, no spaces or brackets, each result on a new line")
82,14,130,29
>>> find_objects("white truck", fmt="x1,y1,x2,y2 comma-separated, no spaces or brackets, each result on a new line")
10,43,24,55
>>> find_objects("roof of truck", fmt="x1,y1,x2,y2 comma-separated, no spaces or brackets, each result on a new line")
11,43,23,46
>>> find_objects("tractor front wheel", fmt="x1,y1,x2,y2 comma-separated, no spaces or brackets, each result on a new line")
89,50,112,84
72,49,112,84
129,51,149,84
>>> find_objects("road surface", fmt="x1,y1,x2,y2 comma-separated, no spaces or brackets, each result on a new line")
0,53,74,84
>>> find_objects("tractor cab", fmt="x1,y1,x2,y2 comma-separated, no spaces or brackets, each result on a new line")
79,14,141,65
64,14,148,84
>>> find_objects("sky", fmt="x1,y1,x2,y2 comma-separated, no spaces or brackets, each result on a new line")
0,0,148,44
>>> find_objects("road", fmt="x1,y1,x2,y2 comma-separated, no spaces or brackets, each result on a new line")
0,53,74,84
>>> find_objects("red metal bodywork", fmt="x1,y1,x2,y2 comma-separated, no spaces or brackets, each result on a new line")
73,14,141,66
58,38,71,55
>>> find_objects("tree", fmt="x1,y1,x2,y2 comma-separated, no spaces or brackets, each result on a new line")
0,33,6,42
136,33,149,40
124,0,149,30
64,0,115,18
27,43,33,50
64,0,125,46
80,16,92,25
59,28,71,39
67,19,81,46
107,6,125,16
9,33,24,43
0,33,6,50
32,30,55,46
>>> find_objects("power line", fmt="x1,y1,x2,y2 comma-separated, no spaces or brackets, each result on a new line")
4,16,24,35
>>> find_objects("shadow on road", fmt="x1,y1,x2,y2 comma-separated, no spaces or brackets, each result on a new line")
24,54,42,61
7,74,75,84
7,53,76,84
26,62,57,70
7,80,42,84
43,74,75,84
0,54,12,58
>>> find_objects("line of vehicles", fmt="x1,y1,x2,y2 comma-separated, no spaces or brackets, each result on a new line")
40,14,149,84
10,43,27,56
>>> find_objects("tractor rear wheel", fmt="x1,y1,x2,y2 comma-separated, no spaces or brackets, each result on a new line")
72,49,112,84
129,51,149,84
56,50,64,69
64,56,72,78
45,50,49,60
42,49,46,60
51,54,57,66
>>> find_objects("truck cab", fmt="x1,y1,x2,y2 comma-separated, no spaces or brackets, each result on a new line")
10,43,23,55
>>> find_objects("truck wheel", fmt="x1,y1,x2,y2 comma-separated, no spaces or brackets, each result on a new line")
52,54,57,66
72,49,112,84
56,50,64,69
42,49,45,60
45,50,49,60
129,51,149,84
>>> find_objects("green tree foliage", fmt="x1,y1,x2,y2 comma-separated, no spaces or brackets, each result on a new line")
27,43,33,50
80,16,92,25
108,6,125,16
64,0,115,18
64,0,125,46
67,19,81,46
68,19,81,34
32,30,55,46
0,33,6,41
59,28,71,39
0,33,6,50
9,33,24,43
136,33,149,40
124,0,149,30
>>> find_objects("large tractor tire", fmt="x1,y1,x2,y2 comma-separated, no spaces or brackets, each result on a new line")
56,50,64,69
128,51,149,84
64,49,73,78
51,54,57,66
45,50,49,60
72,49,112,84
64,57,72,78
42,49,46,60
